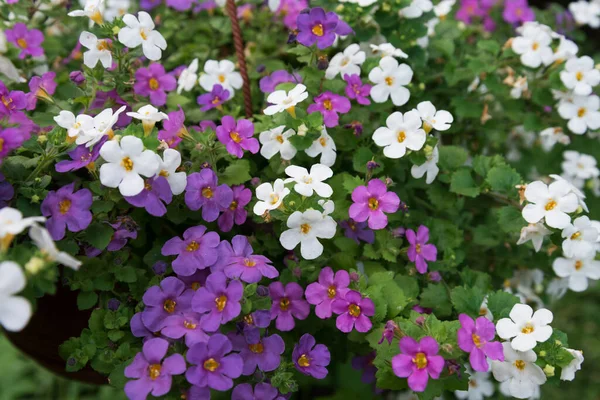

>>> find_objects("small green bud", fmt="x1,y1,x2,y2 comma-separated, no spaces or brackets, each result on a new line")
543,365,555,377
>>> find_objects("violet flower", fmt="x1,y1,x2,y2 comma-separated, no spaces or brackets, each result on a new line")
215,116,259,158
292,333,331,379
41,183,93,241
191,272,243,331
55,136,107,172
339,219,375,244
232,383,285,400
130,312,155,341
296,8,353,50
0,81,27,116
305,267,350,319
457,313,504,372
0,173,14,208
259,70,302,93
184,169,233,222
269,282,310,331
218,235,278,283
307,92,351,128
229,332,285,375
344,74,372,106
166,0,192,11
90,90,131,127
134,64,177,107
141,277,194,331
162,312,210,347
185,333,243,391
107,218,138,251
162,225,220,276
406,225,437,274
5,23,44,59
391,336,445,392
349,179,400,230
177,269,211,292
456,0,486,24
158,106,187,148
332,290,375,333
276,0,308,30
0,125,29,160
239,310,271,344
217,184,251,232
379,320,399,345
124,176,173,217
352,352,378,385
503,0,535,25
27,72,57,110
124,338,186,399
197,84,230,111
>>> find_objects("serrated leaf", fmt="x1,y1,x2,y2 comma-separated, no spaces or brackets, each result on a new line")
83,222,114,250
486,165,521,193
77,291,98,310
219,159,251,185
420,284,452,317
497,206,524,233
450,168,480,197
451,286,485,318
487,290,519,321
438,146,468,170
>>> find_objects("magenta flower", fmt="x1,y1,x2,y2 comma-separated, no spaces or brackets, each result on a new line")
124,176,173,217
292,333,331,379
197,84,230,111
166,0,192,11
184,169,233,222
229,332,285,375
240,310,271,344
178,269,210,291
218,235,278,283
158,106,187,148
332,290,375,333
0,173,14,208
269,281,310,331
503,0,535,24
217,184,251,232
456,0,486,24
457,314,504,372
232,383,285,400
191,272,243,331
344,74,372,106
305,267,350,319
259,70,302,93
349,179,400,230
307,92,351,128
124,338,186,400
379,320,399,345
41,183,93,241
141,277,194,331
276,0,308,30
186,334,243,391
162,312,210,347
391,336,445,392
406,225,438,274
6,23,44,59
162,225,220,276
134,64,177,106
0,112,33,160
296,8,353,49
215,116,259,158
27,72,57,110
339,219,375,244
55,136,107,173
0,81,27,116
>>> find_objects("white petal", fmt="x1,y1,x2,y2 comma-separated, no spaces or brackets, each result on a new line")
0,296,32,332
0,261,26,296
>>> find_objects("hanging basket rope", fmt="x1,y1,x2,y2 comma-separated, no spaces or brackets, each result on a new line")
225,0,253,119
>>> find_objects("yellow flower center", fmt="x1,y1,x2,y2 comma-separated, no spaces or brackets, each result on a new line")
327,286,336,299
300,223,311,234
413,352,428,369
312,24,324,36
576,71,584,81
532,42,539,51
183,320,197,329
521,323,535,334
514,359,526,370
577,107,587,118
280,297,290,311
323,99,333,111
159,170,169,177
249,342,264,354
17,38,27,48
186,241,199,252
385,76,394,86
298,354,311,367
212,96,221,104
121,157,134,171
218,74,226,83
203,358,220,372
319,137,327,147
469,379,478,388
269,194,280,205
397,131,406,143
163,299,176,313
348,304,361,317
276,135,284,144
149,78,159,90
479,307,488,316
368,197,379,210
140,28,148,40
244,258,256,267
191,282,201,290
59,199,72,215
472,333,482,348
415,243,422,254
0,138,4,152
575,260,583,270
148,364,161,380
96,40,110,51
215,295,227,312
545,200,557,211
244,314,254,325
570,231,582,240
230,131,242,143
202,187,213,199
2,96,13,108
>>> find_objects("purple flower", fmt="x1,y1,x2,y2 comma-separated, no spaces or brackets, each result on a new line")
124,176,173,217
215,116,259,158
305,267,350,319
41,183,92,241
90,90,131,127
352,352,377,385
197,84,230,111
292,333,331,379
124,338,186,400
344,74,372,106
502,0,535,24
162,312,210,347
140,0,162,10
69,71,86,85
5,23,44,59
339,219,375,244
276,0,308,30
184,169,233,222
239,310,271,344
296,8,353,50
162,225,220,276
131,312,155,341
307,92,351,128
259,70,302,93
391,336,445,392
185,334,243,391
332,290,375,333
158,106,187,148
229,332,285,375
379,320,399,345
0,81,27,116
27,72,57,110
457,314,504,372
166,0,192,11
141,277,194,331
217,184,251,232
0,173,14,208
55,136,107,173
456,0,486,24
134,64,177,106
406,225,437,274
0,112,33,160
269,282,310,331
191,272,243,331
218,235,278,283
349,179,400,230
232,383,284,400
107,218,138,251
178,269,211,291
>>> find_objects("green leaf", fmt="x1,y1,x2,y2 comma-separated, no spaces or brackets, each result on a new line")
496,206,524,233
431,38,455,58
77,291,98,310
288,133,315,151
83,222,114,250
394,275,420,299
342,174,364,194
450,168,480,197
486,165,521,193
91,200,114,214
382,282,408,319
438,146,468,170
487,290,519,321
476,40,501,55
114,266,137,283
420,284,452,317
219,159,252,185
451,286,485,318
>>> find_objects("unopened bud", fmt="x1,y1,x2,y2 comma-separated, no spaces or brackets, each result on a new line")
25,257,45,274
543,364,555,377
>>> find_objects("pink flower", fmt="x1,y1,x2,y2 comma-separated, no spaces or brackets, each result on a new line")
349,179,400,230
134,63,177,106
215,116,259,158
391,336,445,392
305,267,350,319
307,91,351,128
5,23,44,59
269,282,310,331
406,225,437,274
457,314,504,372
332,290,374,333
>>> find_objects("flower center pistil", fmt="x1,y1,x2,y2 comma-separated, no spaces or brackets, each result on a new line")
163,299,176,313
140,28,148,40
203,358,220,372
186,240,199,252
298,354,311,367
121,157,134,171
218,74,226,83
202,187,214,198
578,107,587,118
148,364,161,380
576,71,584,81
280,297,290,311
472,333,482,348
249,342,264,354
348,304,361,317
244,258,256,267
368,197,379,210
544,200,557,211
149,78,159,90
397,131,406,143
514,359,526,370
215,295,227,312
570,231,582,240
312,24,324,36
385,76,394,86
183,320,197,329
413,352,428,369
521,323,535,334
300,223,311,234
59,199,72,214
323,99,333,111
575,260,583,270
230,131,242,143
17,38,27,48
327,286,336,298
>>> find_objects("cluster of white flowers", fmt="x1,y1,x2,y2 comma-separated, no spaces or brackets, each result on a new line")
68,0,131,25
569,0,600,28
54,106,127,147
414,0,456,48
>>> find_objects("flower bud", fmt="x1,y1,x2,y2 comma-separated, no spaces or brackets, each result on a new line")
349,272,360,282
415,316,426,326
251,177,261,186
152,260,167,275
441,343,454,353
297,124,308,136
108,298,121,311
543,364,555,377
256,285,269,297
69,70,86,85
428,271,442,282
25,257,45,274
317,55,329,70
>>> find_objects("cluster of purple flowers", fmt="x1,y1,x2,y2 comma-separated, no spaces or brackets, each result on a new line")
456,0,534,30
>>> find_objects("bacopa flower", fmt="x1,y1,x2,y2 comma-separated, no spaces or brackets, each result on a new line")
552,256,600,292
0,261,32,332
370,43,409,59
253,179,290,216
158,106,187,148
141,277,193,331
0,81,27,116
79,31,112,69
325,44,366,80
305,128,337,167
216,116,259,158
134,64,177,107
280,209,337,260
197,84,230,111
293,333,331,379
229,332,285,375
0,174,14,208
191,272,243,331
522,180,578,229
118,12,167,61
511,24,553,68
400,0,433,18
161,225,220,276
217,185,251,233
218,235,278,283
177,58,199,93
516,222,552,252
124,338,186,400
561,215,598,258
269,281,310,331
232,383,284,400
391,336,445,392
259,126,297,160
185,334,243,391
307,92,351,128
491,342,547,399
105,218,138,252
124,176,173,217
373,110,426,159
127,105,169,136
5,23,44,59
284,164,333,198
503,0,535,25
416,101,454,133
29,225,82,270
68,0,104,24
349,179,400,230
184,169,233,222
560,56,600,96
457,314,504,372
259,70,302,93
54,110,94,140
239,310,271,344
558,94,600,134
161,312,209,347
369,56,413,106
41,183,93,241
344,74,372,106
305,267,350,319
199,59,243,95
296,7,353,49
263,84,308,116
496,303,553,352
406,225,438,274
332,290,375,333
27,72,57,110
561,349,584,381
340,219,375,244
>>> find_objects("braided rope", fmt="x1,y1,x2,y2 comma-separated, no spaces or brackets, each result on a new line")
226,0,253,118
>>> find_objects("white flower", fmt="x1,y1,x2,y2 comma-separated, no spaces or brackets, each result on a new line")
511,24,554,68
411,146,439,184
253,179,290,216
373,110,426,159
416,101,453,133
79,31,112,69
29,225,82,270
259,126,297,160
54,110,95,139
517,223,552,252
318,199,335,216
399,0,433,18
284,164,333,198
510,76,529,99
77,105,126,147
127,104,168,136
369,56,413,106
454,370,494,400
539,127,570,151
339,0,378,6
68,0,104,25
561,215,598,258
118,12,167,61
479,297,493,321
177,58,199,94
104,0,130,22
560,56,600,96
553,36,579,62
0,207,45,247
199,59,243,94
279,209,336,260
99,136,159,196
569,0,600,28
505,270,546,310
305,128,337,167
434,0,456,17
562,150,600,182
156,149,187,195
263,84,308,116
325,44,366,80
553,255,600,292
492,342,546,400
370,43,408,59
268,0,281,11
546,277,569,300
558,94,600,134
0,261,32,332
496,303,553,352
522,180,578,229
549,174,588,212
560,349,584,381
